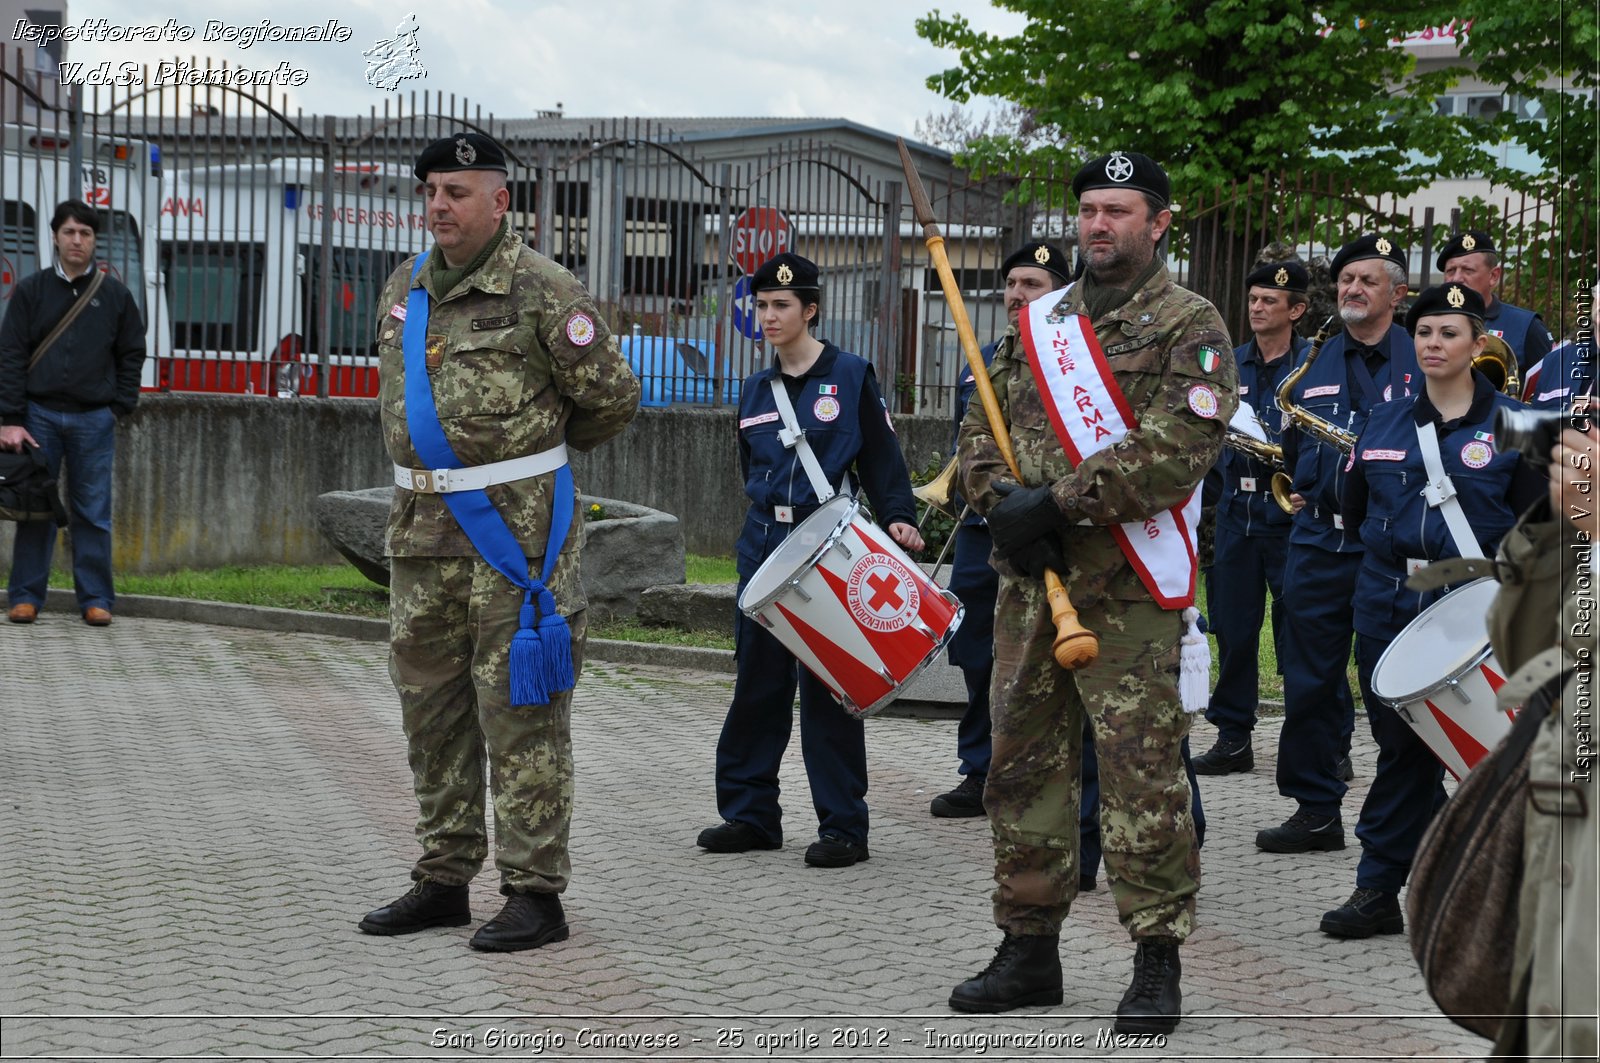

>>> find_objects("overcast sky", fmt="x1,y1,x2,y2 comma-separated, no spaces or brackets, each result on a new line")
53,1,1025,136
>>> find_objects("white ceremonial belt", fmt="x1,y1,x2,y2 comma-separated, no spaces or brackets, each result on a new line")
395,443,569,494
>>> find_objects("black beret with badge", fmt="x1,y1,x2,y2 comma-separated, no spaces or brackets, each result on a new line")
1435,229,1497,270
1245,260,1309,293
1329,233,1408,279
1405,282,1486,331
750,251,820,293
413,132,509,180
1071,150,1171,207
1000,241,1071,285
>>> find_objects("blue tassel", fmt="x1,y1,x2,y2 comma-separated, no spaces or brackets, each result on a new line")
508,591,573,707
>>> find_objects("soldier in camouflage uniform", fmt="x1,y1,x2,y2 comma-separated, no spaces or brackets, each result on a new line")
948,152,1235,1034
357,133,641,952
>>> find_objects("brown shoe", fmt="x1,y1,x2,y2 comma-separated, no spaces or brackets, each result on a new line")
82,607,113,627
7,603,37,624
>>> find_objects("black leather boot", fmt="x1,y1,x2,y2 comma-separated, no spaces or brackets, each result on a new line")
1114,938,1182,1033
469,892,569,952
357,880,470,936
948,933,1063,1013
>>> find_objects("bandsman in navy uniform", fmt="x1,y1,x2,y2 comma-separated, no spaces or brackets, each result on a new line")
1320,282,1542,937
931,240,1071,820
359,133,641,950
1193,260,1309,775
697,252,922,869
1437,229,1552,377
949,151,1233,1034
1258,234,1417,855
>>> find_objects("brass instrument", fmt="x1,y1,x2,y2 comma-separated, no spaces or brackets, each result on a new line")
1275,315,1358,456
1222,423,1296,515
1473,334,1521,397
913,455,961,526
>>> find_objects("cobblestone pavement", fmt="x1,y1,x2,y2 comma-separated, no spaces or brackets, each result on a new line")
1,615,1490,1061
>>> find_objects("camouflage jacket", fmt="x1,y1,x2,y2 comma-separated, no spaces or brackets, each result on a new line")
957,263,1236,605
376,231,642,560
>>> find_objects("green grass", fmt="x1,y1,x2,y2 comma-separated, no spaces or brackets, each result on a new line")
116,564,388,618
686,553,737,584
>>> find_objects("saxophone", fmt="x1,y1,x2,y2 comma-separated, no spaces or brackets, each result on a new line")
1275,315,1358,455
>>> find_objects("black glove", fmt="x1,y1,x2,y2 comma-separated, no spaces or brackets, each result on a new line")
1004,536,1066,581
988,482,1066,556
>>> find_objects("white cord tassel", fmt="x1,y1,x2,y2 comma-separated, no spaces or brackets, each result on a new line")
1179,606,1210,714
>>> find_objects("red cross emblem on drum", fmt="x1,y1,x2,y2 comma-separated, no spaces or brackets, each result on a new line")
846,553,920,632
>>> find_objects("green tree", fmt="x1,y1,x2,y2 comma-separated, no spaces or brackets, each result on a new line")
916,2,1492,197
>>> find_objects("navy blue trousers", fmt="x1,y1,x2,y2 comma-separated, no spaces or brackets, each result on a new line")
1352,634,1448,892
1205,525,1288,745
714,606,869,846
1276,543,1360,816
948,523,998,778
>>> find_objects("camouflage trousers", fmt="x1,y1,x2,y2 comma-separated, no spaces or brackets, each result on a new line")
389,555,588,895
987,575,1200,940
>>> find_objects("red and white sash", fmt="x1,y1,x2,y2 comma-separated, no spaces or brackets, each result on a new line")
1018,299,1200,608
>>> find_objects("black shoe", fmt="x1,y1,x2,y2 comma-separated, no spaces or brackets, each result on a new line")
469,892,569,952
949,933,1063,1013
1319,887,1404,938
1079,874,1097,893
357,880,470,936
1114,939,1182,1034
697,820,781,853
804,832,869,868
1255,809,1346,853
1192,736,1253,775
931,774,986,818
1336,754,1355,781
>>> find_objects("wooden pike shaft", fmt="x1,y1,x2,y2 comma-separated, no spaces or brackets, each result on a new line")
896,139,1021,482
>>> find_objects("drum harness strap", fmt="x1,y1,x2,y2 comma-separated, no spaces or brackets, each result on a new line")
1414,420,1486,562
768,377,847,515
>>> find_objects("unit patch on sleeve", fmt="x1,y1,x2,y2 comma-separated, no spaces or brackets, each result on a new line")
565,313,596,347
1186,384,1220,419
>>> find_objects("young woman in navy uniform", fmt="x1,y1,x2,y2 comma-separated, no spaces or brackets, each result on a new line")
697,252,922,869
1318,282,1544,937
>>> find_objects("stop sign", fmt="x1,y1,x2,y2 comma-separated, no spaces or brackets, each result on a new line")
730,207,794,275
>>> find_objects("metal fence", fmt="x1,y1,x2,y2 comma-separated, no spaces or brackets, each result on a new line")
3,50,1589,415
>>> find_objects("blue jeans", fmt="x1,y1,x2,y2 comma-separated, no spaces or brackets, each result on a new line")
8,402,117,611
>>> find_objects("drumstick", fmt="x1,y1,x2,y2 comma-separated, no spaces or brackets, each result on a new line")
896,139,1098,669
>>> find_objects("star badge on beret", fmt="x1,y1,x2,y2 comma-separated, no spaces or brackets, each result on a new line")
1274,266,1289,286
1375,237,1393,256
1461,233,1477,251
1034,245,1052,265
454,137,476,166
1105,151,1135,183
776,262,794,285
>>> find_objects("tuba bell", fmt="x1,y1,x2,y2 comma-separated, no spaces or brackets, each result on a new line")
1473,333,1522,398
914,455,963,529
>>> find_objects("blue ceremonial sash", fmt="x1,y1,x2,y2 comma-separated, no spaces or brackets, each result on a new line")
401,253,575,706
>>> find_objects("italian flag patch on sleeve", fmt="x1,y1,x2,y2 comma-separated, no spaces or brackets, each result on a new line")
1197,345,1222,374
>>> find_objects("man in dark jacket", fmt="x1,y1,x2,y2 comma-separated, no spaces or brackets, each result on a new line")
0,200,146,626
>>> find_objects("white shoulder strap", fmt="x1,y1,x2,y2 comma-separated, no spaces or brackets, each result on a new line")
1414,420,1486,560
768,377,837,502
